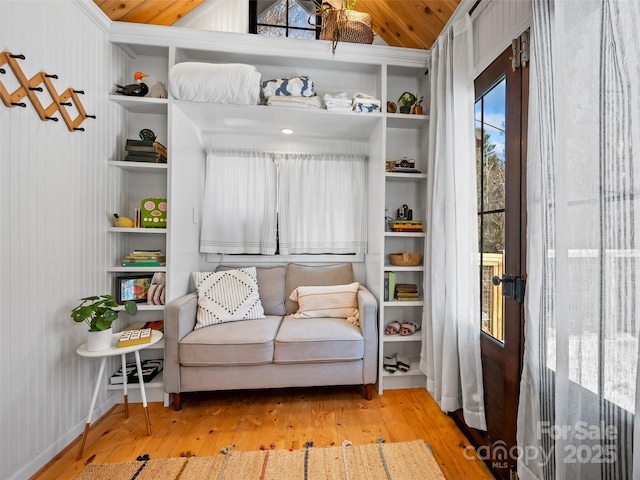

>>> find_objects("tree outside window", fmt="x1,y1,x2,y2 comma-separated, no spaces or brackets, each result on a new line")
249,0,319,39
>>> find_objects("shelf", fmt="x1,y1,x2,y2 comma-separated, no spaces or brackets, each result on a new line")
384,264,424,272
173,101,382,141
108,266,167,273
114,304,165,312
386,113,429,129
109,161,167,172
385,172,427,180
383,300,424,307
384,232,426,238
382,335,422,343
107,227,167,234
109,95,168,114
382,360,423,378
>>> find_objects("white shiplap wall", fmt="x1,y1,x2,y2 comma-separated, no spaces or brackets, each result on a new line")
0,2,127,479
174,0,249,32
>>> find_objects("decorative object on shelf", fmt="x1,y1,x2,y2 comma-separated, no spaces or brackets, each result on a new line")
389,252,423,266
396,204,413,221
386,101,397,113
0,51,95,132
315,1,374,53
385,160,395,172
149,81,167,98
398,92,417,113
124,138,167,163
71,294,138,351
114,71,149,97
141,197,167,227
147,272,166,306
412,96,424,115
115,274,154,304
139,128,156,141
112,213,134,228
392,157,421,173
118,328,152,348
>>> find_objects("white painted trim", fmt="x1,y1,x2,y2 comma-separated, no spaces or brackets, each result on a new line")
473,17,531,78
206,254,365,265
8,396,118,480
72,0,111,34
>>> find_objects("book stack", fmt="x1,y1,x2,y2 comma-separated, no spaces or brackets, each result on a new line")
124,139,167,163
395,283,420,301
109,359,163,385
389,220,423,232
121,249,166,267
384,272,397,302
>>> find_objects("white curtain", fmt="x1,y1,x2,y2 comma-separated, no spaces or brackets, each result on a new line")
200,150,277,254
518,1,640,479
277,153,367,255
420,14,486,431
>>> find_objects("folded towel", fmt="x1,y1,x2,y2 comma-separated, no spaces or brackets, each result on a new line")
266,95,323,109
262,76,314,97
324,92,353,111
352,92,381,113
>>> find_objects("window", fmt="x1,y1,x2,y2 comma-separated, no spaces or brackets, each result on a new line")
249,0,319,40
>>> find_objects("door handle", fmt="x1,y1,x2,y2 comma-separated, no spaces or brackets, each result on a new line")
491,274,525,304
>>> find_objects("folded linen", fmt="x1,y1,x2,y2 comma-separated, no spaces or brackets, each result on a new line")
324,92,353,111
262,76,314,97
352,92,381,113
169,62,261,104
266,95,323,109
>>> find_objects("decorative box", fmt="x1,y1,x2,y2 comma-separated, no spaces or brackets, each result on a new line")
140,197,167,228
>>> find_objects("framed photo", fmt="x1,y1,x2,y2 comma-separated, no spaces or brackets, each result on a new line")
115,274,153,304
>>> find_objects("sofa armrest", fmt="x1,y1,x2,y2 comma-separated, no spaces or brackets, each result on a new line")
358,286,378,385
164,292,198,394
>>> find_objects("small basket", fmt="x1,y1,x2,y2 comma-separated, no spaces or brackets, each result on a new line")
389,252,422,266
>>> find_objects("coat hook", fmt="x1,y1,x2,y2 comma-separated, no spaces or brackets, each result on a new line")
74,127,85,131
11,102,26,107
60,102,72,106
85,114,96,119
29,86,43,92
45,74,58,79
0,68,5,74
73,90,84,94
45,116,58,121
10,54,25,60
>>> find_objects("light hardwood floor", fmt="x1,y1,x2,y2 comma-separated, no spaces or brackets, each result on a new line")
32,387,494,479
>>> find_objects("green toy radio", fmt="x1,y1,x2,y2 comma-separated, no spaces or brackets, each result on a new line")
141,197,167,228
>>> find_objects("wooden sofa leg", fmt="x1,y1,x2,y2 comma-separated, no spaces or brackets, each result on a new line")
172,393,182,411
364,384,373,400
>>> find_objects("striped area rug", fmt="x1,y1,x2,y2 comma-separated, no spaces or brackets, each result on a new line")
76,439,445,480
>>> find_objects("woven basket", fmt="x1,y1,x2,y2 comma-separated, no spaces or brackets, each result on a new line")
318,4,374,52
389,252,422,266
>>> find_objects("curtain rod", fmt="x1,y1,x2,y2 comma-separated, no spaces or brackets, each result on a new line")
469,0,482,16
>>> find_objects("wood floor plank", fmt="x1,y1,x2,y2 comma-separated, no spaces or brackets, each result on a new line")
31,387,495,480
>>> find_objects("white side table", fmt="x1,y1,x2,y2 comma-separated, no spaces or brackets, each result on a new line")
75,330,163,459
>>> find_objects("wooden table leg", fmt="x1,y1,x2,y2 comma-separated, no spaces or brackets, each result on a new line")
77,356,107,459
121,353,129,418
134,351,152,435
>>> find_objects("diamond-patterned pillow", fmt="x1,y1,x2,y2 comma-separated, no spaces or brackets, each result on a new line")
192,267,265,329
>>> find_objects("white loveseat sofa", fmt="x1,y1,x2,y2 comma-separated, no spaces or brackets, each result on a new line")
164,263,378,410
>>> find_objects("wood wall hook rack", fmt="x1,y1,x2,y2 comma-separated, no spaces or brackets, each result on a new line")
0,51,94,132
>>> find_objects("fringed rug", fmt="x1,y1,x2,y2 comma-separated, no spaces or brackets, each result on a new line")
76,439,445,480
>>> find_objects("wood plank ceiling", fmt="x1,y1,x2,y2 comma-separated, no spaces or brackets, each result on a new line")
93,0,460,50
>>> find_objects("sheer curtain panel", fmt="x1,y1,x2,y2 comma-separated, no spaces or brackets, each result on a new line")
200,150,277,254
518,1,640,479
277,153,367,255
420,14,486,431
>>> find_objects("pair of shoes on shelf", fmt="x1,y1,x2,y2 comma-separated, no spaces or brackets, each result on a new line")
383,353,411,374
384,321,420,336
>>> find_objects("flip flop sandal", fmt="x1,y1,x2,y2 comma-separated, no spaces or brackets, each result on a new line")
396,355,411,372
399,322,420,336
383,354,398,374
385,320,402,335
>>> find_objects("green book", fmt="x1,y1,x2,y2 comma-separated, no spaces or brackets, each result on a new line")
388,272,396,301
121,261,165,267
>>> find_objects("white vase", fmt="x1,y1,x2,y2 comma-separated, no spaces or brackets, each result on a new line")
86,327,113,352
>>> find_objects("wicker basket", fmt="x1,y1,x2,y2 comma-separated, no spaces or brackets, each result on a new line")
318,3,374,52
389,252,422,266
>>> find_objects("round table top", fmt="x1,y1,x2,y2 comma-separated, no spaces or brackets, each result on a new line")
76,330,163,358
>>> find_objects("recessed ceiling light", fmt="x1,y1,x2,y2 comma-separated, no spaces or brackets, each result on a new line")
281,128,294,135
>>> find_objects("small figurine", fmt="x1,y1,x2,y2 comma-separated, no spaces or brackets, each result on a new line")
149,81,168,99
139,128,156,141
114,71,149,97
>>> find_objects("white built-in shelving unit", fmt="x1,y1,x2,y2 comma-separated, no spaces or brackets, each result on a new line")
107,22,431,398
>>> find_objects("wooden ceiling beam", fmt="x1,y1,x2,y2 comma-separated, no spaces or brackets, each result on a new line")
358,0,430,49
144,0,206,26
117,0,177,24
96,0,146,21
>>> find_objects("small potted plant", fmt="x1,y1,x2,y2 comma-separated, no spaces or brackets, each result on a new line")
398,92,417,114
71,295,137,351
412,96,424,115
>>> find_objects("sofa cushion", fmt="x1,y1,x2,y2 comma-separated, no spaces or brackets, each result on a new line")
180,315,282,366
289,282,360,326
285,263,355,314
274,316,364,363
192,267,265,329
216,265,286,316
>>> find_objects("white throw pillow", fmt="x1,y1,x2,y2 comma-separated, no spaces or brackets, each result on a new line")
288,282,360,326
192,267,265,329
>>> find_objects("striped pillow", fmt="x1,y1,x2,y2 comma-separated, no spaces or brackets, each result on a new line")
192,267,265,329
289,282,360,326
